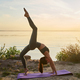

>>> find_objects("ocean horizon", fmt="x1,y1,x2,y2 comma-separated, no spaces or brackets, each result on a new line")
0,30,80,31
0,30,80,60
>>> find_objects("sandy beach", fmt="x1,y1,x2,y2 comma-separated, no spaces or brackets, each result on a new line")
0,59,80,80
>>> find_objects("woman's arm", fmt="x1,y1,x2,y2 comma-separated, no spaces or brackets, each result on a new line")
49,57,57,75
44,51,57,75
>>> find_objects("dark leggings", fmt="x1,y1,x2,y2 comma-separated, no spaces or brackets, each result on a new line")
20,17,37,68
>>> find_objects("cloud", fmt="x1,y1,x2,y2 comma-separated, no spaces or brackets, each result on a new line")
0,0,73,14
74,11,80,14
30,0,72,11
3,14,11,18
60,13,80,20
10,6,17,10
0,1,17,10
52,0,72,11
33,13,52,19
60,13,76,19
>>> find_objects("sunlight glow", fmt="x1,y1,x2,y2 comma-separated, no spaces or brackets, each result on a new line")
0,0,80,30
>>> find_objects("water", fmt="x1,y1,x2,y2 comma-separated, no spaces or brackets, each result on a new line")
0,30,80,61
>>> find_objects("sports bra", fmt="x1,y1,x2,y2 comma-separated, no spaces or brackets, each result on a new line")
40,46,49,54
36,42,49,54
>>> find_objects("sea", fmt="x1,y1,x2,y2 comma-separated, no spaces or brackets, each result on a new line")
0,30,80,61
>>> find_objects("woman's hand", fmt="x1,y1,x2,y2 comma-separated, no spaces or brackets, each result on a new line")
49,71,57,75
50,71,57,76
23,8,29,17
55,70,57,75
50,74,56,76
24,68,28,75
49,71,54,74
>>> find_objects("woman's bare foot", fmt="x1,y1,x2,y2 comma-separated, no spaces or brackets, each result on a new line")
24,68,28,75
23,8,29,17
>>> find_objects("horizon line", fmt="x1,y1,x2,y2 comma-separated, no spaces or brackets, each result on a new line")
0,30,80,31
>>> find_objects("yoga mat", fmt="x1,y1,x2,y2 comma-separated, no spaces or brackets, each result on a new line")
17,70,73,80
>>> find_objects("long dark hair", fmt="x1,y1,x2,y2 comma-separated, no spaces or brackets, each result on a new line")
38,57,47,73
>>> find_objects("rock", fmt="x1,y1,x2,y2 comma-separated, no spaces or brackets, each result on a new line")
14,55,31,60
14,55,20,60
69,76,79,80
24,55,31,60
15,69,20,72
33,60,39,63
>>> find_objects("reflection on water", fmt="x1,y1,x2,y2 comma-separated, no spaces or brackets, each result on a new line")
0,30,80,60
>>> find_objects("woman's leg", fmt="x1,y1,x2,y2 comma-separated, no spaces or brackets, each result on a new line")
24,8,37,50
27,17,37,50
20,45,30,68
20,8,37,70
20,17,37,68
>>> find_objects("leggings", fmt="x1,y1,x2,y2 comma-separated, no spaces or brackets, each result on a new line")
20,17,37,68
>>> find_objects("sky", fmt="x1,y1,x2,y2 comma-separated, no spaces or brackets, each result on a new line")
0,0,80,30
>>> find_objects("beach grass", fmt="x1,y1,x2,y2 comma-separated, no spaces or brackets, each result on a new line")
56,43,80,63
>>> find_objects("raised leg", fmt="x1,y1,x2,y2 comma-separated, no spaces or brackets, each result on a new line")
27,17,37,50
24,8,38,50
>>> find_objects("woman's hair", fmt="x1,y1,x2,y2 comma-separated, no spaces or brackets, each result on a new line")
38,57,47,73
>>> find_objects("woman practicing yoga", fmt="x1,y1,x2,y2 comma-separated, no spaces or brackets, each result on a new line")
20,8,57,75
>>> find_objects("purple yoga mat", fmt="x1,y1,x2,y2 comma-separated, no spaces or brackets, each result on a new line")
17,70,73,80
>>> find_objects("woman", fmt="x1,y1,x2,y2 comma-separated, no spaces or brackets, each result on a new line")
20,8,57,75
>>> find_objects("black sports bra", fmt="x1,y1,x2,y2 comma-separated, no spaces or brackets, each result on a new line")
36,42,49,54
40,46,49,54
